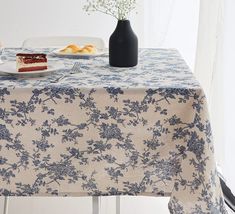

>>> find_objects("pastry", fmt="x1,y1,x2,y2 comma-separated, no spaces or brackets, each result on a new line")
16,53,47,72
81,45,97,54
60,44,97,54
60,44,81,53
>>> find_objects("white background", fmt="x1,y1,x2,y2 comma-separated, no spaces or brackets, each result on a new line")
0,0,202,213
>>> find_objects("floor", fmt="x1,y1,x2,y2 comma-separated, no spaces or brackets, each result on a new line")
0,197,170,214
0,197,233,214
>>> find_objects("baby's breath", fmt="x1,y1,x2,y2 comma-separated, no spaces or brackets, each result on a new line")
83,0,137,20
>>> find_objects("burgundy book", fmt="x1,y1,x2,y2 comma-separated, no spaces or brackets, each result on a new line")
16,53,48,72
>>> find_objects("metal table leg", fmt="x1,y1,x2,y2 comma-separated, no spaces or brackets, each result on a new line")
116,196,120,214
3,197,9,214
92,196,99,214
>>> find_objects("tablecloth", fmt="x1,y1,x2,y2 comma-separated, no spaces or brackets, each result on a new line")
0,48,227,213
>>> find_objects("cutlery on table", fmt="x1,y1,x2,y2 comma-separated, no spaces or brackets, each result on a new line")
50,62,81,83
0,46,4,64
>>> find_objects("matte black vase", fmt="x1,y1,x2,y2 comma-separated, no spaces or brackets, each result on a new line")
109,20,138,67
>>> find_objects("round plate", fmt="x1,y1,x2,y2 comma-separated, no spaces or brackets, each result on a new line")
52,48,106,58
0,61,64,76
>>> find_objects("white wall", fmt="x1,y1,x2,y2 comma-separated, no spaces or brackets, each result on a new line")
0,0,199,213
140,0,200,68
0,0,116,47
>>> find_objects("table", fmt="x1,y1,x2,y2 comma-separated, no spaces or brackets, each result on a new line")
0,48,227,213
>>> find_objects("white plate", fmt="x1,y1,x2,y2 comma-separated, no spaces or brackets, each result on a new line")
0,61,64,76
52,48,106,58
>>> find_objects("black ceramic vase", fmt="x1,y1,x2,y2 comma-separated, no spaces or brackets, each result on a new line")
109,20,138,67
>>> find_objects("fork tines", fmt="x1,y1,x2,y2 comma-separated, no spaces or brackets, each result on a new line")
71,62,81,73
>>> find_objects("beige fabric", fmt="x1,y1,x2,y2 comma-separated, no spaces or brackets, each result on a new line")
0,48,227,213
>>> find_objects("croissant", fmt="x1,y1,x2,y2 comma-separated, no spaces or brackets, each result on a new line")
82,45,97,54
60,44,81,53
60,44,97,54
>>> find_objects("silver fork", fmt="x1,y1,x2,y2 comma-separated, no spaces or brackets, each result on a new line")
0,47,4,64
50,62,81,83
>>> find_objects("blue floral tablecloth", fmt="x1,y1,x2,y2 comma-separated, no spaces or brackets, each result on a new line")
0,48,227,213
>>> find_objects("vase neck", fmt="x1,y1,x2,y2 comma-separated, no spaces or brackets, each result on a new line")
116,20,131,30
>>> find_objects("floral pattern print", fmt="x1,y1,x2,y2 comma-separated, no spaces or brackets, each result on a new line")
0,48,227,213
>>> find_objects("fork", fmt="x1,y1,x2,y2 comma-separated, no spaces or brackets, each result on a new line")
50,62,81,83
0,47,4,64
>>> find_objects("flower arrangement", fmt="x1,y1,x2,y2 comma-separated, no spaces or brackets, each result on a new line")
83,0,137,20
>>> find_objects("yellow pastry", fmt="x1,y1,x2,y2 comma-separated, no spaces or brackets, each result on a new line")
83,45,97,54
84,44,95,48
60,44,97,54
60,44,81,53
79,48,90,54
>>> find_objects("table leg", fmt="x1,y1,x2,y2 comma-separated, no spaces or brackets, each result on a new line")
3,197,9,214
92,196,99,214
116,196,120,214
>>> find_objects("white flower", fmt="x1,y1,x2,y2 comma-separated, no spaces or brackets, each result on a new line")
83,0,137,20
